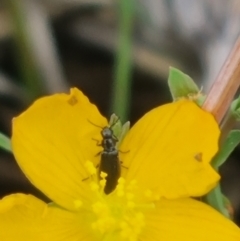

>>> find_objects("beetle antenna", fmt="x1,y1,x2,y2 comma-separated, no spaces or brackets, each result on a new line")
87,119,103,129
109,116,120,128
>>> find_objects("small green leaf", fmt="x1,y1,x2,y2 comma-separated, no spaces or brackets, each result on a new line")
204,184,230,218
230,96,240,121
168,67,200,100
0,133,12,152
109,113,122,139
109,113,130,147
212,130,240,169
116,121,130,148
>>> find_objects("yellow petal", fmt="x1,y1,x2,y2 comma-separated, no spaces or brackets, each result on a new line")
120,100,220,198
142,198,240,241
12,88,108,211
0,194,96,241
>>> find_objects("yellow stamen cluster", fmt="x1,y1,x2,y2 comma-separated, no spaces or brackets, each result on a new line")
84,161,155,241
85,161,97,176
99,172,107,189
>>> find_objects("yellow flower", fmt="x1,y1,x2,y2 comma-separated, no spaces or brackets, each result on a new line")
0,88,240,240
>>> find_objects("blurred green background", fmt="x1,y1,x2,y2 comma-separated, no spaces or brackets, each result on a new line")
0,0,240,225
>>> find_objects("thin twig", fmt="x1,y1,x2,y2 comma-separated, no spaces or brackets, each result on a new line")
202,37,240,124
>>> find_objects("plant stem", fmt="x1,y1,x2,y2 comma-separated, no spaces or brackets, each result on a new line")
6,0,44,100
202,38,240,124
203,37,240,218
111,0,134,122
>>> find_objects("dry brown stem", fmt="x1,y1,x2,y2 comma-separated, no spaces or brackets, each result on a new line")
202,37,240,124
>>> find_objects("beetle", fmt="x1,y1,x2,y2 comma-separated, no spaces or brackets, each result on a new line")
99,126,121,194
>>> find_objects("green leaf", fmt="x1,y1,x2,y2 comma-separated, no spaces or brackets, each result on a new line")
204,184,230,219
116,121,130,148
204,130,240,218
212,130,240,169
109,113,130,147
0,133,12,152
230,96,240,121
168,67,201,101
109,113,122,139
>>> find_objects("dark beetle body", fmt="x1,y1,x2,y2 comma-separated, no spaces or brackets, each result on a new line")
99,127,121,194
